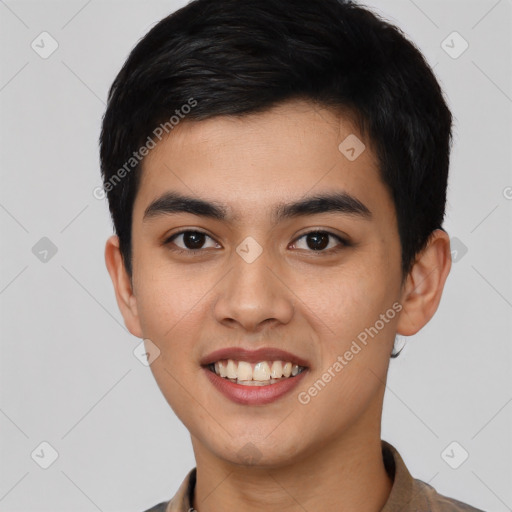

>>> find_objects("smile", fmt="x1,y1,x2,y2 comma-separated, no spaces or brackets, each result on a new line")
207,359,307,386
201,346,310,405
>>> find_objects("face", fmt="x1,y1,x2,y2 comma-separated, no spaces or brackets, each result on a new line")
120,100,406,468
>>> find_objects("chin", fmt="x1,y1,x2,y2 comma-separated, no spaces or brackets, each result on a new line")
210,435,306,469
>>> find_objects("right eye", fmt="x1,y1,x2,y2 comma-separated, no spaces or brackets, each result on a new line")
164,230,221,255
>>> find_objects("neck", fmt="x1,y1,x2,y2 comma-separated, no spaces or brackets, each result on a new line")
190,416,393,512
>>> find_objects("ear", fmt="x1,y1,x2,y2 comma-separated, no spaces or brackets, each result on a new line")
396,229,452,336
104,235,143,338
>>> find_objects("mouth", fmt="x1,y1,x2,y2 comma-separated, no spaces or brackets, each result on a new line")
205,359,307,386
200,347,310,405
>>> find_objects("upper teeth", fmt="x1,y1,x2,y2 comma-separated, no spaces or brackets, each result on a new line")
212,360,305,381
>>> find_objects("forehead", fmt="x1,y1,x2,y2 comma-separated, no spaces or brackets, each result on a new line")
133,100,391,223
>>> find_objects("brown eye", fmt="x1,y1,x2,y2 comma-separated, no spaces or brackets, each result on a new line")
180,231,207,249
305,232,329,250
292,231,347,252
165,230,220,252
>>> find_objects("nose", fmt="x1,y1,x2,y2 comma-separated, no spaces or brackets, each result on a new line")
212,247,295,333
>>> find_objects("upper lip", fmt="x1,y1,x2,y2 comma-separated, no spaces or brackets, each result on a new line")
200,347,310,368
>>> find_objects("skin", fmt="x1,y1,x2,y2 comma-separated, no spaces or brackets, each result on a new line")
105,99,452,512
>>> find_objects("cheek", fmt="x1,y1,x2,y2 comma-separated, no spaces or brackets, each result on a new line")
134,258,214,341
133,258,215,382
135,270,207,424
295,356,385,449
291,260,397,344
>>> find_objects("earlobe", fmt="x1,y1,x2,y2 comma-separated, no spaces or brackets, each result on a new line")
104,235,143,338
396,229,452,336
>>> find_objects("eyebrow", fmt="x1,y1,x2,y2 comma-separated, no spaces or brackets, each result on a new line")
143,191,372,224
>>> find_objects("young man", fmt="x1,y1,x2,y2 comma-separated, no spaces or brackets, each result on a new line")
99,0,484,510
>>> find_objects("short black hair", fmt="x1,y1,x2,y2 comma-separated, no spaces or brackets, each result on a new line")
99,0,452,282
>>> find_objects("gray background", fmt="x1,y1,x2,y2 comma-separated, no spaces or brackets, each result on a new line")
0,0,511,510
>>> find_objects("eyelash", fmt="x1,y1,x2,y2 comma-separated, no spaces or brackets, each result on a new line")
163,229,349,256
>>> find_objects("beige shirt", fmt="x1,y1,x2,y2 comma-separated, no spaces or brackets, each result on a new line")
143,440,484,512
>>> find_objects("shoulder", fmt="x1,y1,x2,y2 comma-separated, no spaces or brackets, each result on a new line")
413,478,486,512
139,467,196,512
140,501,169,512
381,440,485,512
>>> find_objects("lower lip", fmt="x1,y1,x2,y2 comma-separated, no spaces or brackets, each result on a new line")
203,367,308,405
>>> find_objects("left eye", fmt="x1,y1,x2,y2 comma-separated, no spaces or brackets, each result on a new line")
291,231,346,252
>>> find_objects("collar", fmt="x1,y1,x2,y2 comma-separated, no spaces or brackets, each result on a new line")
161,440,479,512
